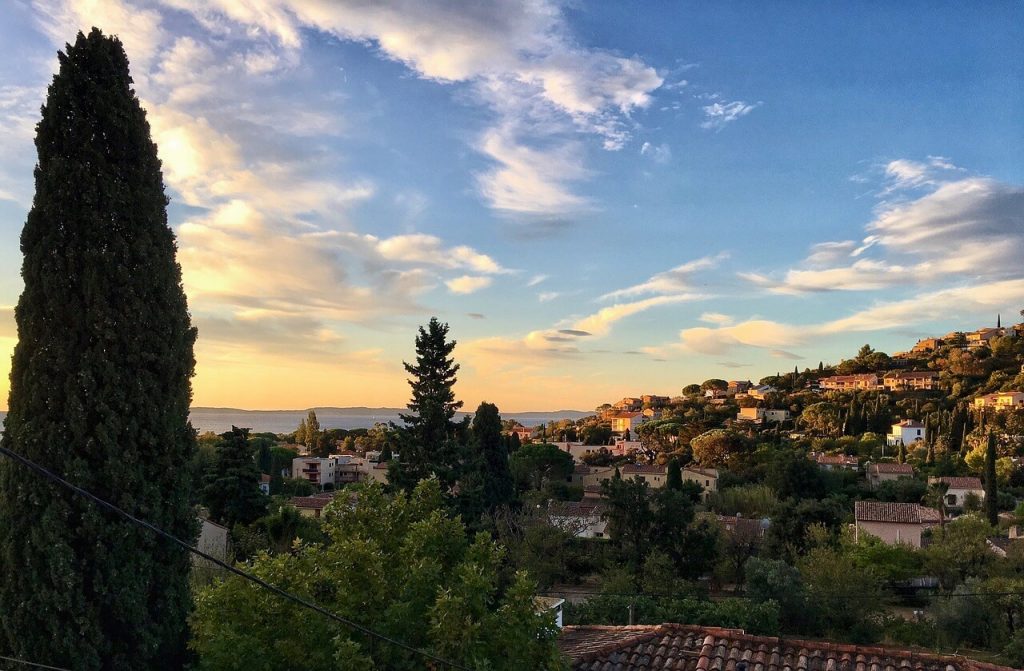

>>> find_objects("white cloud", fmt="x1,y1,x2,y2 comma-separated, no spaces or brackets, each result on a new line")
699,312,733,326
371,233,507,274
640,141,671,164
150,0,663,216
476,125,590,215
743,173,1024,294
527,274,549,287
538,291,560,302
655,278,1024,358
601,253,726,300
574,294,705,338
700,99,760,130
446,275,493,295
33,0,167,73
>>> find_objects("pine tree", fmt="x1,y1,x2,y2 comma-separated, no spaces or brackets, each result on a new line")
202,426,267,527
0,29,197,669
470,402,514,513
391,317,464,490
985,431,999,526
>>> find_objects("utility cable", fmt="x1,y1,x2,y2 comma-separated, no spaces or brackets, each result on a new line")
0,445,473,671
0,654,71,670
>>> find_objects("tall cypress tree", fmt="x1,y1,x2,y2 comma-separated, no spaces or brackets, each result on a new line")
0,29,197,669
391,317,463,490
666,458,683,490
470,401,514,513
984,431,999,526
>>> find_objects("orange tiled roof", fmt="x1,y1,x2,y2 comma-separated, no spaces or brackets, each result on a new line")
559,624,1013,671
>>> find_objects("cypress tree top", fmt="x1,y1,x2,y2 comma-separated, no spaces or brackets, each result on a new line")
0,28,197,669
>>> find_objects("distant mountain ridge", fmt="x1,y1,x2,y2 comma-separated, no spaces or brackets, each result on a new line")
187,406,591,434
192,405,589,416
0,408,592,436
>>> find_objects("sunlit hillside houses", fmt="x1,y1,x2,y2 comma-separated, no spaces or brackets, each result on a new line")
608,411,646,434
882,370,940,391
735,407,791,424
974,391,1024,411
820,373,880,391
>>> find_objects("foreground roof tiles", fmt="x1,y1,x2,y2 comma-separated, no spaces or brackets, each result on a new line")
560,624,1014,671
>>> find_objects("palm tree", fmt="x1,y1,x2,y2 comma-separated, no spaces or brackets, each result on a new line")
923,480,950,528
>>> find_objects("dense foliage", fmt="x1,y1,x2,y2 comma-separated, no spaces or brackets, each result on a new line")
190,480,565,670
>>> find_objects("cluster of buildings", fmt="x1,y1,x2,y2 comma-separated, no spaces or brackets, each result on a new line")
899,320,1024,357
818,370,941,392
290,453,389,491
851,474,987,550
810,446,989,549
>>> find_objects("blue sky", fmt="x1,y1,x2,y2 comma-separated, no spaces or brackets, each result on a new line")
1,1,1022,411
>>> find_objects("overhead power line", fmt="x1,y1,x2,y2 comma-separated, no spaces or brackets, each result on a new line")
0,445,473,671
0,653,71,670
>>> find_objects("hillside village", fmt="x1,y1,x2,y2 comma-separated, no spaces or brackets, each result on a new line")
198,316,1024,668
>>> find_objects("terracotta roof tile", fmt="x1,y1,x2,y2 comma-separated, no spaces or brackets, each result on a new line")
855,501,940,524
560,624,1014,671
869,463,915,475
934,476,984,490
622,464,667,475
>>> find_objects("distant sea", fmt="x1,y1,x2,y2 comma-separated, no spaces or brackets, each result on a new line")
0,407,592,436
189,407,593,435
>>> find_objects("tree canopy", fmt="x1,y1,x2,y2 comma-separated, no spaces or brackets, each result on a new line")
189,480,564,670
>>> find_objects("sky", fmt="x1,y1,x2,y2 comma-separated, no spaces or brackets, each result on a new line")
0,1,1023,412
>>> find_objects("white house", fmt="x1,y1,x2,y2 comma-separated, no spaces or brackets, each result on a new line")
928,476,985,509
548,501,608,539
887,419,926,447
292,456,339,489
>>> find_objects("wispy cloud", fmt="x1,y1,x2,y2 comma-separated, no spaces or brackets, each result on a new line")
651,278,1024,358
600,253,726,300
700,99,760,130
741,171,1024,294
574,293,705,337
640,141,671,164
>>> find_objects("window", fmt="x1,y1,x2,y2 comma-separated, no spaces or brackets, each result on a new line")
946,494,957,506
